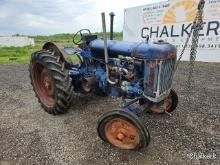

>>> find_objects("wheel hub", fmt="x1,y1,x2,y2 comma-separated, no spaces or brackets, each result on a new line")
41,69,54,96
43,78,50,89
32,63,55,107
116,132,125,141
104,118,140,149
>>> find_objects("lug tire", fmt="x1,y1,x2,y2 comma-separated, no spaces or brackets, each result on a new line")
167,89,178,112
97,109,150,150
29,50,74,115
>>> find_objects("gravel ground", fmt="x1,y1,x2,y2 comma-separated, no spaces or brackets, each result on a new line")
0,63,219,165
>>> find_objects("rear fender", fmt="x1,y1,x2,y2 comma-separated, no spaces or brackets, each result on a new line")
42,42,73,68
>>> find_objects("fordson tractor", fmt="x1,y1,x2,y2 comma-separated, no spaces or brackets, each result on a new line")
29,13,178,150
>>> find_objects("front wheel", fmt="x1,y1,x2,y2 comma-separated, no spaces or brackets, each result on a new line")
166,89,178,113
29,50,74,115
150,89,178,113
97,109,150,150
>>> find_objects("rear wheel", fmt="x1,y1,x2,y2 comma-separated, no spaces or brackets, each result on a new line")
29,50,74,115
97,109,150,150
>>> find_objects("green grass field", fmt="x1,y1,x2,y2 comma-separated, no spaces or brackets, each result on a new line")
0,32,122,63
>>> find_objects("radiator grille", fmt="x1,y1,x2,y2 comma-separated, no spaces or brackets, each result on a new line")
158,59,176,94
144,58,176,100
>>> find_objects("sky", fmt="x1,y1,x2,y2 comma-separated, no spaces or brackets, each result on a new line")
0,0,163,35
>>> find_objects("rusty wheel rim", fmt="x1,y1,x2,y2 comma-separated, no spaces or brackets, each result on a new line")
104,118,140,149
151,95,172,113
32,63,55,107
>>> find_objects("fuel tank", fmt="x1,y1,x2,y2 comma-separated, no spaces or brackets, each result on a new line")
89,39,177,60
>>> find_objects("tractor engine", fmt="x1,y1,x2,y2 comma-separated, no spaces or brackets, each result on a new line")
88,39,177,102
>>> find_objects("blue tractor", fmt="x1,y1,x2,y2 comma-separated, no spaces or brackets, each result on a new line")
29,13,178,150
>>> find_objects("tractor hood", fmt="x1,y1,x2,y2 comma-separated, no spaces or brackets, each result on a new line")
89,39,177,60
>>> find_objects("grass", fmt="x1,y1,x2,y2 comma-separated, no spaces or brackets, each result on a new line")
0,32,123,64
0,45,41,63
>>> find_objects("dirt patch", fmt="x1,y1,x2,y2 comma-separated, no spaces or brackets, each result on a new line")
0,63,219,165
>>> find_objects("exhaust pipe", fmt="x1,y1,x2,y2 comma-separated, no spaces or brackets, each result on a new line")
109,12,115,40
101,12,117,85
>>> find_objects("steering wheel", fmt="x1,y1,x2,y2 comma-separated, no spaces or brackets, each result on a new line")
73,29,91,45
